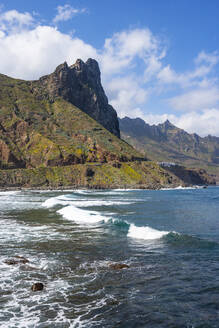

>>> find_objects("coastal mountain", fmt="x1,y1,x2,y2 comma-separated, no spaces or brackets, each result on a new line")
0,59,215,188
0,59,131,171
119,117,219,176
34,58,120,138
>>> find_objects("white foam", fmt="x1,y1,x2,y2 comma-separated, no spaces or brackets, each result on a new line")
57,205,109,224
42,195,74,208
160,185,197,191
42,195,132,209
0,190,20,195
128,224,169,240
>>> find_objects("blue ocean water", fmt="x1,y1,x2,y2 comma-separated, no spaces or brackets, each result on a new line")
0,186,219,327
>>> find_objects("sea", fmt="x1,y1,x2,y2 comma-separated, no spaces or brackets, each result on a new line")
0,186,219,328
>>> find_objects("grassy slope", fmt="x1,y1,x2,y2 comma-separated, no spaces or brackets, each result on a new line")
0,73,182,188
0,73,144,169
0,161,181,189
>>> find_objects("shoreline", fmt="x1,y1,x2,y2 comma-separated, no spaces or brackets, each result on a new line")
0,183,213,193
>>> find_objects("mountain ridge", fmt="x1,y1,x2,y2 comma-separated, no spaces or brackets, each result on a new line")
119,116,219,175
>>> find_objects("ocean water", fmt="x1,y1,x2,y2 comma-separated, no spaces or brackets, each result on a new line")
0,187,219,327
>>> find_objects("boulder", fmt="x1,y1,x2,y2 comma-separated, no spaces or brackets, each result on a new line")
31,283,44,292
109,263,129,270
4,256,29,265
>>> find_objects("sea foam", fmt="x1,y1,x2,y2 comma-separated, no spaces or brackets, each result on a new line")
42,195,132,209
127,224,169,240
57,205,108,224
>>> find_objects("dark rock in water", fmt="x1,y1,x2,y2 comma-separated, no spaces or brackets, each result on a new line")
31,283,44,292
109,263,129,270
14,256,29,263
20,265,38,271
4,260,18,265
4,256,29,265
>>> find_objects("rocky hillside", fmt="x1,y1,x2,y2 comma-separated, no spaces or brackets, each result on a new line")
119,117,219,176
0,60,215,188
32,58,120,137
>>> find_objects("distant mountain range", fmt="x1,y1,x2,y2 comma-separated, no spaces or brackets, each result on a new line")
119,117,219,176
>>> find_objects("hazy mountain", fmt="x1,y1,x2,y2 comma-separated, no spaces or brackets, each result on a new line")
119,116,219,176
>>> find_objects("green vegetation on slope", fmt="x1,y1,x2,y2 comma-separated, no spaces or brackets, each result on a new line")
0,69,215,188
0,73,145,170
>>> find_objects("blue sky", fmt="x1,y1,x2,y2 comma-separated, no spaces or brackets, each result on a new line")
1,0,219,136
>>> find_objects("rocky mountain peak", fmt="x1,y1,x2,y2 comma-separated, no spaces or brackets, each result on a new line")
54,61,69,72
35,58,120,137
160,119,175,129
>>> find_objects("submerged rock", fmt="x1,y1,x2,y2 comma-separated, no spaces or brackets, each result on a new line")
4,256,29,265
31,283,44,292
20,265,38,271
109,263,129,270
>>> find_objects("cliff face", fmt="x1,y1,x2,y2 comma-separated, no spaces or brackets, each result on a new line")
32,58,120,138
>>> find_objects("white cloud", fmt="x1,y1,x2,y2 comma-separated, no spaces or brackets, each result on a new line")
106,76,149,118
0,25,97,79
53,4,86,24
175,109,219,136
195,50,219,66
99,28,165,118
0,9,35,33
101,28,163,75
158,51,219,88
168,87,219,111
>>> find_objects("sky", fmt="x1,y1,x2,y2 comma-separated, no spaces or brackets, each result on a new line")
0,0,219,136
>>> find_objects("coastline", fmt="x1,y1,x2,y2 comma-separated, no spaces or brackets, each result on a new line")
0,161,215,191
0,183,212,193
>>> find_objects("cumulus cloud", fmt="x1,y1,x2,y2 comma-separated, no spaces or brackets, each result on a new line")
0,25,97,79
106,76,149,118
53,4,86,24
168,87,219,111
0,9,35,33
99,28,165,118
101,28,163,75
0,8,219,135
158,51,219,88
175,109,219,136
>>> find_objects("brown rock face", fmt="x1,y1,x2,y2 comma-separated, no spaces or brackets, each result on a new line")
4,256,29,265
31,283,44,292
35,58,120,138
109,263,130,270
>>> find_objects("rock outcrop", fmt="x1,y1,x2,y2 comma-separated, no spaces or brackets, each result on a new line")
31,283,44,292
33,58,120,137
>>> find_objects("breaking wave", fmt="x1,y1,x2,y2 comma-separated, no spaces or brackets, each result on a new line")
52,194,171,240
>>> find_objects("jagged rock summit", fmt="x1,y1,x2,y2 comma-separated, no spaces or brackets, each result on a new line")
33,58,120,138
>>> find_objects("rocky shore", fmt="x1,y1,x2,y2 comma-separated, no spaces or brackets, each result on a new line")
0,161,215,190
